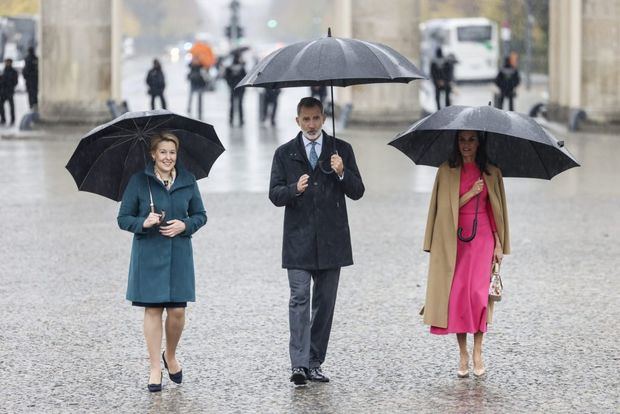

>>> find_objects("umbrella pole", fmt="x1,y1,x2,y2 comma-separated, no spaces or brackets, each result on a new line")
330,81,338,155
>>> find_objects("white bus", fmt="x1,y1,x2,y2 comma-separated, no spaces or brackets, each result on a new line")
420,17,499,82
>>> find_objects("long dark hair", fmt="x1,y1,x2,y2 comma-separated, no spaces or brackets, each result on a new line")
448,130,490,175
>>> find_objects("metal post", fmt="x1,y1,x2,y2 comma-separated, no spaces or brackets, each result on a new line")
229,0,241,47
524,0,533,90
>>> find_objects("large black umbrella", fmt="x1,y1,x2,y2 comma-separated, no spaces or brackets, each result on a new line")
66,109,225,202
388,105,580,179
235,28,425,138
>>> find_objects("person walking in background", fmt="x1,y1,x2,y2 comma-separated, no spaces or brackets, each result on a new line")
495,57,521,111
421,130,510,378
22,47,38,110
117,132,207,392
261,88,281,126
310,85,327,106
146,59,167,110
0,58,18,125
224,53,247,126
430,47,454,110
187,56,207,119
269,97,365,386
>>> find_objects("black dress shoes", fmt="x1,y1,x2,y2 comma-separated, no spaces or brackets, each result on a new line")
147,372,163,392
307,367,330,382
290,367,307,385
162,351,183,384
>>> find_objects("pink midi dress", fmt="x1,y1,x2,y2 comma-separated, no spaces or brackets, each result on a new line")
431,162,497,335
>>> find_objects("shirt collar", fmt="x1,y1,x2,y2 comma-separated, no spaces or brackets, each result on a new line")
302,132,323,148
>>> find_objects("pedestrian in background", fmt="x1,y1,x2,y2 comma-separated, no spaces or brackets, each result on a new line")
269,97,365,386
421,130,510,378
187,56,206,119
495,57,521,111
224,53,247,126
310,85,326,106
117,132,207,392
146,59,167,110
261,88,280,126
0,58,18,125
430,47,454,110
22,47,38,110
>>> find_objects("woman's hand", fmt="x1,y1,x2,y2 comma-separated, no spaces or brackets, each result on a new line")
493,245,504,264
159,219,186,237
469,178,484,197
143,212,162,229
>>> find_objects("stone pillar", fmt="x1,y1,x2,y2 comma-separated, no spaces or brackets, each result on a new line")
333,0,422,124
39,0,120,123
548,0,620,124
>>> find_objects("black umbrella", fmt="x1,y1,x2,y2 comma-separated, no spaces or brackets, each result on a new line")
388,105,580,179
66,109,225,202
235,28,425,139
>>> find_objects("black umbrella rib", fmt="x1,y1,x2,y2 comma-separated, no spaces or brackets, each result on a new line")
359,41,399,80
142,116,174,136
110,123,140,135
97,132,141,140
77,135,138,190
415,129,445,164
120,138,142,179
529,139,552,179
142,116,153,134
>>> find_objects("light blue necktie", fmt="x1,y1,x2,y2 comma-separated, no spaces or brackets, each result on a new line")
309,141,318,169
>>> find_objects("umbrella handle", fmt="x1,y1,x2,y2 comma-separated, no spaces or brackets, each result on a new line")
457,218,477,242
457,188,481,242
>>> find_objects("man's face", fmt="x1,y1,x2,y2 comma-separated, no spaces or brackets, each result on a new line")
296,105,325,141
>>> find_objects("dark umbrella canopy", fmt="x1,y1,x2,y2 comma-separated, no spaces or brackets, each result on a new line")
389,105,580,179
66,109,225,201
236,30,425,89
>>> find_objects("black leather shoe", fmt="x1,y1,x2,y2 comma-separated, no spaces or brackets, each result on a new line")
290,367,307,385
162,351,183,384
147,372,163,392
308,367,330,382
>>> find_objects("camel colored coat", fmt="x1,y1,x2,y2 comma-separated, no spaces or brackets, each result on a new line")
421,162,510,328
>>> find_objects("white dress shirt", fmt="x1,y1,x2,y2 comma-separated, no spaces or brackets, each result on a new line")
302,133,323,160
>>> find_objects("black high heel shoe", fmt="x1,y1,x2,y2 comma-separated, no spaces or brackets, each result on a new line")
162,351,183,384
147,372,163,392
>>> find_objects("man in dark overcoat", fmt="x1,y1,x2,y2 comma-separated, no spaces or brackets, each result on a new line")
0,58,18,125
269,97,365,386
22,47,38,110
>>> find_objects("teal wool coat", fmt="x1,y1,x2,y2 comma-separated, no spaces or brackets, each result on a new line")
118,164,207,303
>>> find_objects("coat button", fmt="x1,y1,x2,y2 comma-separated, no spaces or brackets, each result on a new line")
314,182,318,186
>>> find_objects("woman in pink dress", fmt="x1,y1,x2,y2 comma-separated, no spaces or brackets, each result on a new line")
421,130,510,378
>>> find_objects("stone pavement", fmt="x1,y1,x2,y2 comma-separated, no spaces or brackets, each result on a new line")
0,56,619,413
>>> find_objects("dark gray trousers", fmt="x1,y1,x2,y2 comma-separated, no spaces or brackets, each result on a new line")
287,268,340,369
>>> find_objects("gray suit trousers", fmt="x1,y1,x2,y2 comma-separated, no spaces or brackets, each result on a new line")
287,268,340,369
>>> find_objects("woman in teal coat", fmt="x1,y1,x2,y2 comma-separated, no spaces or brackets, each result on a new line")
118,132,207,392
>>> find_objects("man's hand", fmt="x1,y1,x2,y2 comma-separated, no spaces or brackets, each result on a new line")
330,154,344,177
296,174,310,193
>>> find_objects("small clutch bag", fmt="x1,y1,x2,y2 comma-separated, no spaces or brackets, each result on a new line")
489,261,503,302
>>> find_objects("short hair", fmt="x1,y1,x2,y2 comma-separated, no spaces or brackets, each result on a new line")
150,132,179,153
297,96,323,115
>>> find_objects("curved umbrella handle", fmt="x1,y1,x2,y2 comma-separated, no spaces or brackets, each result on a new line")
457,218,478,242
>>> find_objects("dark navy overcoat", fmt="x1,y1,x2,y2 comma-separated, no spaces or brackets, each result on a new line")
269,132,364,270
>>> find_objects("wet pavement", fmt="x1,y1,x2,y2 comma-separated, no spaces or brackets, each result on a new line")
0,55,619,413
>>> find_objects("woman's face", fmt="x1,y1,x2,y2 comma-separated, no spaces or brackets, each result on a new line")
152,140,177,174
458,130,479,160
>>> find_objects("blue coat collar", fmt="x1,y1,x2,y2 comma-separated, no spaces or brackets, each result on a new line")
144,162,195,191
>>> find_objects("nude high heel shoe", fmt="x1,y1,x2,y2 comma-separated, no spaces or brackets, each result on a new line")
457,353,470,378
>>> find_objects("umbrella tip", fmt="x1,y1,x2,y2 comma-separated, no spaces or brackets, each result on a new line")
558,140,565,147
328,27,332,37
